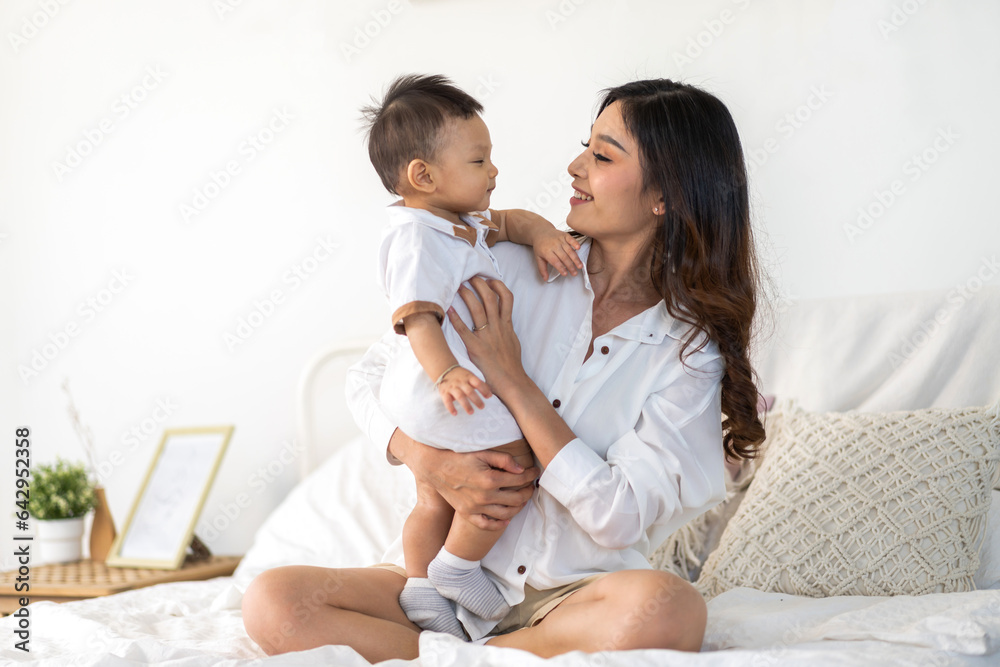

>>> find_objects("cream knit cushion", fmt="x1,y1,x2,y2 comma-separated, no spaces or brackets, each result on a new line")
696,401,1000,599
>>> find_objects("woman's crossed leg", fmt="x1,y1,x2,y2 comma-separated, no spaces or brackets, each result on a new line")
487,570,706,656
242,566,421,662
242,566,705,662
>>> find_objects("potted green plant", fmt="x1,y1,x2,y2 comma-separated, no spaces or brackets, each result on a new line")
28,459,96,563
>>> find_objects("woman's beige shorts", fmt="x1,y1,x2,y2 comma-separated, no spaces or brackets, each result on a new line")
371,563,606,636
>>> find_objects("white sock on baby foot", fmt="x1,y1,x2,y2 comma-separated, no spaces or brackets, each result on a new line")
398,578,466,639
427,549,510,622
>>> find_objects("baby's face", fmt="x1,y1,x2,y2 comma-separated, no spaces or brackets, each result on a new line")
429,114,498,214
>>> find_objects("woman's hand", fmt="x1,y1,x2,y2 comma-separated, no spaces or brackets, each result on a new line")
389,428,539,530
447,277,529,398
448,277,578,469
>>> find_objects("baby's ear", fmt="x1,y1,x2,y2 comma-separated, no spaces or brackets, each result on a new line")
406,159,435,193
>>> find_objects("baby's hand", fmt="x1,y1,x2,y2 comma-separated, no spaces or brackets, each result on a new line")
532,227,583,280
438,367,494,416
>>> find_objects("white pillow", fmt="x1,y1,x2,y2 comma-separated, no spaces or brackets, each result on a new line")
976,490,1000,590
234,434,414,586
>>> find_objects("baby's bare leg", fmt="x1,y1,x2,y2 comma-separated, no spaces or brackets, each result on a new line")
399,481,465,637
430,438,533,621
403,481,453,578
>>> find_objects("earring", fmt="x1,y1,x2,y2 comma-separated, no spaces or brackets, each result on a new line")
653,207,660,215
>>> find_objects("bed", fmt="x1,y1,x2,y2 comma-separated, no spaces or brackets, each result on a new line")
3,287,999,666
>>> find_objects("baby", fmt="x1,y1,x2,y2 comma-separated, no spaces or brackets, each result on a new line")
361,74,580,638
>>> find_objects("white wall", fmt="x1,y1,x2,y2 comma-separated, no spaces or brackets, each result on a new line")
2,0,998,566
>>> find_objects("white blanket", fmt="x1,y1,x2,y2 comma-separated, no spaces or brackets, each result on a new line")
2,578,998,665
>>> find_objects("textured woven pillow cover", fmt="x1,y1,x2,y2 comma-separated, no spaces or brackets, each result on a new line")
696,401,1000,598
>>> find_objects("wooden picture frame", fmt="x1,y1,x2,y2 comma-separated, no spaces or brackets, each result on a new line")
105,426,234,570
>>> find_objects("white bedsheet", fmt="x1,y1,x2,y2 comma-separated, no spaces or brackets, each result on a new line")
2,577,998,665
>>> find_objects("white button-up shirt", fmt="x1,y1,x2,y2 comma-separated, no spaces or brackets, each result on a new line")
347,240,727,640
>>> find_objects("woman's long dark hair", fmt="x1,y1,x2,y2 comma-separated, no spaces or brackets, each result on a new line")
599,79,765,460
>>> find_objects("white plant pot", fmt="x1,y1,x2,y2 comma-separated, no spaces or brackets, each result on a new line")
37,517,86,564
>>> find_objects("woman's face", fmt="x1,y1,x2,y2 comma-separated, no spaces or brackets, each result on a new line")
566,101,661,242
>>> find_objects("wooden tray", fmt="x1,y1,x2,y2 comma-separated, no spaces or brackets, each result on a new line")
0,556,240,613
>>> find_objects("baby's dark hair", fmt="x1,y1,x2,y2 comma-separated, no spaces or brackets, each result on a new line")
361,74,483,195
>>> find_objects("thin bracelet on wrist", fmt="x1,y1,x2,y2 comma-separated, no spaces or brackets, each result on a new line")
434,364,462,388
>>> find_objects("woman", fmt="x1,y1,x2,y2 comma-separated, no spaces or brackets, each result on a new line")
242,78,765,661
